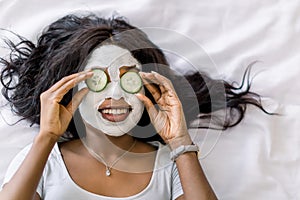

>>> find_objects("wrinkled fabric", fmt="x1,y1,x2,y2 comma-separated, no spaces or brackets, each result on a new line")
0,0,300,199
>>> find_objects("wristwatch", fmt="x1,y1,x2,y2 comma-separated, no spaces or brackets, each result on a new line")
170,144,199,161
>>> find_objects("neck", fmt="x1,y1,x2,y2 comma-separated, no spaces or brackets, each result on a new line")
81,121,158,174
82,121,136,160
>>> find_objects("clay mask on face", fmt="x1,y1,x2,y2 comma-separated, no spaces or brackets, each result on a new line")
78,45,145,137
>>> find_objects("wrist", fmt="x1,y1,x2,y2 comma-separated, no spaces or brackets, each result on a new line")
167,134,193,150
35,131,60,145
170,144,199,161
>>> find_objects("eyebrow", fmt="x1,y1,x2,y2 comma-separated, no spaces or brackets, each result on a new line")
92,65,139,70
119,65,140,71
92,66,107,70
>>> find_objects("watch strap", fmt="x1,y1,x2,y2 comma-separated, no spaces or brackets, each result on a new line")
170,144,199,161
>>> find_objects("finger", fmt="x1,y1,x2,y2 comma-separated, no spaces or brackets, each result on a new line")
66,87,89,114
140,72,174,96
151,71,177,94
140,72,169,99
136,93,167,134
49,70,93,92
139,72,159,84
135,93,158,121
152,111,167,134
52,71,93,101
139,73,161,102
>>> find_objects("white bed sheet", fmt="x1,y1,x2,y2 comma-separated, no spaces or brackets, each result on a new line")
0,0,300,199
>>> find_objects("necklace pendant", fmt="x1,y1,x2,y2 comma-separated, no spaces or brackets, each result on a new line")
105,169,111,176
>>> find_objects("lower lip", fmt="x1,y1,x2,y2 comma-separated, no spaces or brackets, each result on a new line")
100,111,130,122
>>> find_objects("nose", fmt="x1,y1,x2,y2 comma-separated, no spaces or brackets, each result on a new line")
106,81,123,100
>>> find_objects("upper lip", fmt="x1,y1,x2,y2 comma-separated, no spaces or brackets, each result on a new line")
98,98,132,110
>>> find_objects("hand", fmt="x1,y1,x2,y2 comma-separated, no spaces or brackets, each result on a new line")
136,71,192,149
39,70,93,140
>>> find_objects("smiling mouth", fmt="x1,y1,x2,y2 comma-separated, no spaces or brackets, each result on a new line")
98,107,132,122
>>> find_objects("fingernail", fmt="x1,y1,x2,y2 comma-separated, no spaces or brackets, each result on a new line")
87,71,94,76
135,93,143,98
139,71,146,76
82,87,89,93
84,69,93,74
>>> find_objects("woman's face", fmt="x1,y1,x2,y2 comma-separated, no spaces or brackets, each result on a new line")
78,44,145,137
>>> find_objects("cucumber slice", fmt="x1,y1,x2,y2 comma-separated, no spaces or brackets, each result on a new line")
120,71,142,94
85,69,108,92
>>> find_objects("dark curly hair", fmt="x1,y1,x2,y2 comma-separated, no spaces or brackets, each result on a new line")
0,13,270,142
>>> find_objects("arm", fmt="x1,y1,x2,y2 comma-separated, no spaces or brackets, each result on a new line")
174,144,217,200
0,134,57,200
0,71,92,200
136,71,217,200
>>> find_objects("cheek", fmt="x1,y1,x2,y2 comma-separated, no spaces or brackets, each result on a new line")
82,92,105,109
125,88,145,106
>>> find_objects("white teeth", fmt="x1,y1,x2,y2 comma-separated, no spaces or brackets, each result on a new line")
101,108,129,115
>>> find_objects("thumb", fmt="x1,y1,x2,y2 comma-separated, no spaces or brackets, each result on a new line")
135,93,158,121
66,88,89,114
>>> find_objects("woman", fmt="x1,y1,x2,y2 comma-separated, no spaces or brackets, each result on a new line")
0,13,267,200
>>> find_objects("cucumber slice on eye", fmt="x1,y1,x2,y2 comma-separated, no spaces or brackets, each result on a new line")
120,71,142,94
85,69,108,92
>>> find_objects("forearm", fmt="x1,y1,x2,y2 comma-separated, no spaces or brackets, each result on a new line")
0,132,57,200
175,152,217,200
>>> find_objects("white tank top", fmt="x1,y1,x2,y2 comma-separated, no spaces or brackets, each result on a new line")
2,142,183,200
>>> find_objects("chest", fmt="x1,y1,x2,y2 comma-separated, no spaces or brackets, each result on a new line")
61,151,154,198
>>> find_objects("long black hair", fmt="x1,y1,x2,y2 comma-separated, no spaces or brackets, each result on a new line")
0,14,270,141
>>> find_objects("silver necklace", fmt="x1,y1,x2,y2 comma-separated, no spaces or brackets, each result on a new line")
87,140,136,177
